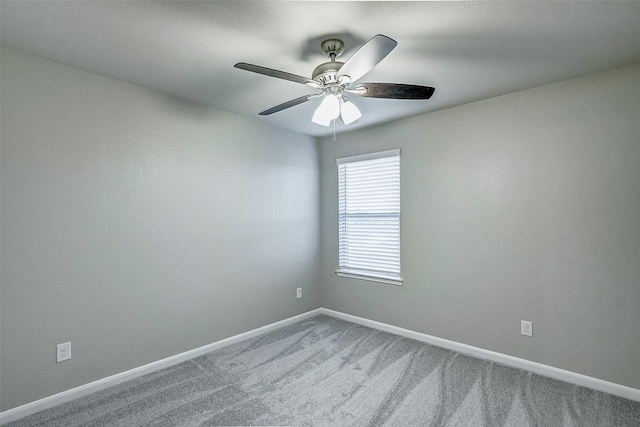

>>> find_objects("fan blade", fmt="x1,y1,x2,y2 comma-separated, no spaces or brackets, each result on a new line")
259,94,319,115
348,83,435,99
235,63,321,88
338,34,397,83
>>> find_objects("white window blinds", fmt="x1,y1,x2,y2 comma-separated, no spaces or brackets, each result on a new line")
336,149,402,285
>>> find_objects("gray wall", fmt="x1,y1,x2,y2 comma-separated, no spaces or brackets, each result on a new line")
2,44,640,413
0,48,321,411
319,63,640,390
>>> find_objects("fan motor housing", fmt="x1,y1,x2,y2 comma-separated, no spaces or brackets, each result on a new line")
312,61,344,85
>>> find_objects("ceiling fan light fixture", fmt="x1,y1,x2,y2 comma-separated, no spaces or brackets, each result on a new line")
236,34,435,128
312,93,340,126
311,111,331,127
340,98,362,125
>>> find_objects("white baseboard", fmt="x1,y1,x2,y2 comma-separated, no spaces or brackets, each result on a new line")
0,309,322,425
3,307,638,425
319,308,640,403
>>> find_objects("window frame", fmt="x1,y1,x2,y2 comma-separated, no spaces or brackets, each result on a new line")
335,149,403,286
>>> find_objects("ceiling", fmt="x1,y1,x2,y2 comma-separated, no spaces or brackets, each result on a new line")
2,1,640,137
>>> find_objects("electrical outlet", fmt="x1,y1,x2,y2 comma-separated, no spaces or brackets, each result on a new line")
521,320,533,337
296,287,302,299
57,342,71,362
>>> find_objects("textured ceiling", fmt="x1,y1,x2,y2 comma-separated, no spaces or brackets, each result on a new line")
2,1,640,137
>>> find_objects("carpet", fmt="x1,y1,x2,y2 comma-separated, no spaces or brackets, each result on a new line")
7,315,640,426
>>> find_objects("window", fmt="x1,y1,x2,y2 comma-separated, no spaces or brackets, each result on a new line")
336,149,402,285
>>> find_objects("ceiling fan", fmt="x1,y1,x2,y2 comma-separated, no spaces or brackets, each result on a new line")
234,34,435,127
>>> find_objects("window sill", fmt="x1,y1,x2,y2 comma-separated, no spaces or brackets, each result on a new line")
335,269,403,286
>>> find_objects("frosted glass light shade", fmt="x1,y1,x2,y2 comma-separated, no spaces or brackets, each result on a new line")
312,94,340,127
340,100,362,125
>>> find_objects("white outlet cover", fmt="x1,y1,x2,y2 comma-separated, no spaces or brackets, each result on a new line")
57,342,71,362
296,288,302,298
521,320,533,337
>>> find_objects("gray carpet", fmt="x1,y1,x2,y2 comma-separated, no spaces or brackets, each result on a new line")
7,315,640,426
